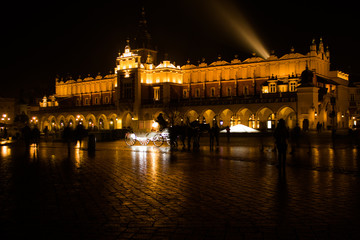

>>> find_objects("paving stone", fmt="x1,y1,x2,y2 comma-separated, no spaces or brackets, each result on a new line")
1,135,360,239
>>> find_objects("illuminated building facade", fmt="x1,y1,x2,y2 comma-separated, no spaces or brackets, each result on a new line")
33,9,351,132
34,36,353,133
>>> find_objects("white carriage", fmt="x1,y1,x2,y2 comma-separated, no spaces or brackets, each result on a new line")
124,128,170,147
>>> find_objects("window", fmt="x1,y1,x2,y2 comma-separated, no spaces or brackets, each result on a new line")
244,86,249,95
269,83,276,93
227,87,231,97
183,89,188,98
85,98,89,105
154,87,160,101
195,88,200,98
105,96,109,104
210,87,215,97
124,83,132,99
289,82,296,92
95,97,99,104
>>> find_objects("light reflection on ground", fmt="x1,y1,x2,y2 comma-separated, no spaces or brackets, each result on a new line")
1,134,360,239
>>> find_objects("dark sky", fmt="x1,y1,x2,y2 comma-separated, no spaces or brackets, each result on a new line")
1,0,359,98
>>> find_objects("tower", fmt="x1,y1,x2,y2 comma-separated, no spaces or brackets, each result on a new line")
115,40,142,121
309,38,317,56
133,7,158,64
297,67,318,130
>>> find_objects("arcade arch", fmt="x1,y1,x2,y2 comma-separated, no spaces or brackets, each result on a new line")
57,115,66,130
86,114,96,130
236,108,253,128
108,113,118,130
277,106,296,129
184,110,199,123
122,112,134,129
66,115,76,129
257,107,275,130
97,114,108,130
219,109,234,127
48,116,57,131
201,109,216,126
75,114,86,126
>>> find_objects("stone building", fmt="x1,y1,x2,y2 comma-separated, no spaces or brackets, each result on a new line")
32,8,351,132
33,36,351,133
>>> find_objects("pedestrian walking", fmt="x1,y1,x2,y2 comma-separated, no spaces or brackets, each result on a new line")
274,119,289,174
74,123,87,148
31,126,41,147
226,126,230,143
22,124,32,148
156,113,167,131
62,125,74,154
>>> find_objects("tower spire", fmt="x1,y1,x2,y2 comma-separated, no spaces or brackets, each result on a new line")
319,37,324,53
136,6,152,49
133,6,157,64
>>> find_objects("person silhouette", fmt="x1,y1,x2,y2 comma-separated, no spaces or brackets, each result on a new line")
156,113,167,131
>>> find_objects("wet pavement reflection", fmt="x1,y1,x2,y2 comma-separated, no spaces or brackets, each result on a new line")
1,134,360,239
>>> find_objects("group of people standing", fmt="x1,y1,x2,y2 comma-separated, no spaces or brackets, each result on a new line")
20,123,88,151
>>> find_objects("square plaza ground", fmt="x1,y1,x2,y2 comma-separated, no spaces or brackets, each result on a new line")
0,132,360,239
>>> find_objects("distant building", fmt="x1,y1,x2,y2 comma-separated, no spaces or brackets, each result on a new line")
32,10,352,132
0,98,16,126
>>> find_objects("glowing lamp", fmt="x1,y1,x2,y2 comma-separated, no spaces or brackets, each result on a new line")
152,121,159,129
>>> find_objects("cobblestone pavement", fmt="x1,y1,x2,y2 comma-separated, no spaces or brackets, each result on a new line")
1,133,360,239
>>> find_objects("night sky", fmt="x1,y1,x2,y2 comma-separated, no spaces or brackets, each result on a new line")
1,0,359,99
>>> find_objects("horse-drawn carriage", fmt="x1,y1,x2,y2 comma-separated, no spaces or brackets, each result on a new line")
125,128,170,147
124,121,212,149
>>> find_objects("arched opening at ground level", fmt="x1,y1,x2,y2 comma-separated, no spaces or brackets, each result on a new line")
257,107,275,130
122,112,134,130
236,108,253,128
219,109,234,127
184,110,199,124
201,109,216,126
108,113,118,130
278,106,297,129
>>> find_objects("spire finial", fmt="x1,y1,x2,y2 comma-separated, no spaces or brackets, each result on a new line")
319,37,324,53
124,38,131,54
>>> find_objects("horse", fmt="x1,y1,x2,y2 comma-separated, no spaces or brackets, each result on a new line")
168,121,210,151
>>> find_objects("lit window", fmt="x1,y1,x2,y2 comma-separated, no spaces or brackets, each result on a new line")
289,82,296,92
269,83,276,93
154,87,160,101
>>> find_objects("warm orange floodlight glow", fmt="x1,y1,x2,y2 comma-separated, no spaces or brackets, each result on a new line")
209,0,270,59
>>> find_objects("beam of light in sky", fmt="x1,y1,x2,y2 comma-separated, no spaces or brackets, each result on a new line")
209,0,270,59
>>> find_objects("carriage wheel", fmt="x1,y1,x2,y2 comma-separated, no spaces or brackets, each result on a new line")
153,134,164,147
125,132,136,146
